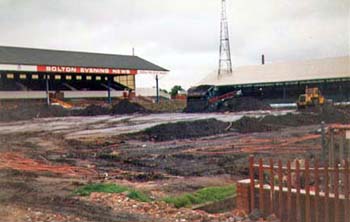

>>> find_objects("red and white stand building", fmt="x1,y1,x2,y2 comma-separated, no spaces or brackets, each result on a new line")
0,46,168,101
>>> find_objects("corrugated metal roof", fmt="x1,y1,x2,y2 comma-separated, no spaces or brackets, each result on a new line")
200,56,350,86
0,46,168,71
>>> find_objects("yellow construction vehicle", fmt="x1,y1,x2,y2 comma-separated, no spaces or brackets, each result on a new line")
297,87,325,109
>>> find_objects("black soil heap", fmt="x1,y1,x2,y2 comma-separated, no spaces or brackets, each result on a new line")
111,100,148,114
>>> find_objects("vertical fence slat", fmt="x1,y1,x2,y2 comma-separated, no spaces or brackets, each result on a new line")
287,161,292,222
345,160,349,222
324,164,329,222
334,162,340,222
296,160,301,222
259,158,264,213
314,160,320,222
269,159,274,214
329,130,335,191
305,159,310,222
278,160,283,220
249,156,255,211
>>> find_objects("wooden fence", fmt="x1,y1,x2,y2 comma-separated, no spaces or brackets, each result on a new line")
248,156,350,222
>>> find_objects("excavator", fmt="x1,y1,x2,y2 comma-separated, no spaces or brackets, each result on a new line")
186,85,241,112
296,87,325,109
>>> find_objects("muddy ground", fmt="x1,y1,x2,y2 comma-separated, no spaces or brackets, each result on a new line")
0,106,348,221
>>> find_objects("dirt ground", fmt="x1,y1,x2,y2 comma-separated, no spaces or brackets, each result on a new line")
0,106,344,221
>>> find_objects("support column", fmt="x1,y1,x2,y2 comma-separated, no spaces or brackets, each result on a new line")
107,78,112,104
45,74,50,105
156,75,159,104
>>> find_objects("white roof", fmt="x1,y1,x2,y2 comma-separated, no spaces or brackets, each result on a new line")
200,56,350,86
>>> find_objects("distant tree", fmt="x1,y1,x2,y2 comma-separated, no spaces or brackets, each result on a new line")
160,89,168,94
170,85,184,97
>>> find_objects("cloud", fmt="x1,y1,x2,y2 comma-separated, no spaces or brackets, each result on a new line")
0,0,348,90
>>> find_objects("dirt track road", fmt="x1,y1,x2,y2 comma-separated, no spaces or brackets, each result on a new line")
0,110,293,139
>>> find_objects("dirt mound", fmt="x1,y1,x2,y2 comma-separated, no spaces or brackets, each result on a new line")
0,102,70,122
111,100,148,114
233,105,350,133
185,96,271,113
231,116,279,133
75,104,111,116
130,119,231,141
215,97,271,112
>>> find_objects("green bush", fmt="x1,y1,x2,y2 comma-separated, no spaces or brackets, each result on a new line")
163,185,236,208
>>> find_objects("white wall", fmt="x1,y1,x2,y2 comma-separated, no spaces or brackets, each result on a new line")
0,91,124,99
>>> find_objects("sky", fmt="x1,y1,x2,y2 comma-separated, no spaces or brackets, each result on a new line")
0,0,349,90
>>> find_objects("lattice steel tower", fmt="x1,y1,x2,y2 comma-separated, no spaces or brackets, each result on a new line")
218,0,233,78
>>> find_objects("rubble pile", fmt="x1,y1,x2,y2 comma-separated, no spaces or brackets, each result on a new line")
81,192,280,222
25,208,83,222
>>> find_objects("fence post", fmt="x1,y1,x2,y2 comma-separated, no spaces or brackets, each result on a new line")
324,164,330,222
278,160,283,219
249,155,255,212
287,161,292,222
330,129,335,191
296,160,301,222
269,159,274,214
295,160,301,222
314,160,320,222
305,159,310,222
321,121,327,162
340,137,345,162
344,160,349,222
259,159,264,213
334,162,340,222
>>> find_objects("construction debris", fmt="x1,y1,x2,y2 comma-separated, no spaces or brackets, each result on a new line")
81,192,279,222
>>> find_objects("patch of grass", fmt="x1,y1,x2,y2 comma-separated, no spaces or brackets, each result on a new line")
127,190,152,202
163,185,236,208
73,183,151,202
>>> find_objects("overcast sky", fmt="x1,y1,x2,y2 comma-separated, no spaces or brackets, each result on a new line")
0,0,349,90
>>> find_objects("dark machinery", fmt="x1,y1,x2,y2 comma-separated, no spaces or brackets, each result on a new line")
186,85,241,112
